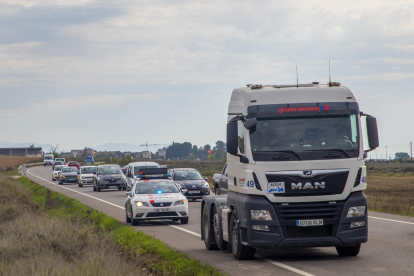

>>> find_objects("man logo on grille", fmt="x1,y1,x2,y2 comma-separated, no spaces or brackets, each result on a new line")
303,171,312,176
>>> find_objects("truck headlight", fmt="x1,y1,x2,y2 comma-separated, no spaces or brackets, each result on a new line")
250,210,272,220
135,202,149,207
174,199,186,206
347,206,366,217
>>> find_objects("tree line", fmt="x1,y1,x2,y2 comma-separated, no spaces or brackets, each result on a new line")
164,141,226,161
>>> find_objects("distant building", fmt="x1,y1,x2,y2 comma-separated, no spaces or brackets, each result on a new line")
83,147,95,157
142,151,152,159
71,150,83,157
0,147,42,157
157,149,166,157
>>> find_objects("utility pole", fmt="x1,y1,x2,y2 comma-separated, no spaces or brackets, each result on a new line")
385,146,387,161
411,142,412,161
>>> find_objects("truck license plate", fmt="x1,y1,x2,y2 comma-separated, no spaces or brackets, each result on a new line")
153,208,170,212
296,219,323,227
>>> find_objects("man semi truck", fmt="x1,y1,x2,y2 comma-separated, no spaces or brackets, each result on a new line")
201,82,379,260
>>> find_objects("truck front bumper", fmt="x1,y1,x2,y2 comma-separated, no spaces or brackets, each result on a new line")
239,192,368,248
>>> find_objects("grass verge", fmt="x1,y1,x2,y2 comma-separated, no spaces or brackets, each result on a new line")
8,175,222,275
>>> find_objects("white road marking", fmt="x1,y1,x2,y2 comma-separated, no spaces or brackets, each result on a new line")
27,168,414,276
368,216,414,225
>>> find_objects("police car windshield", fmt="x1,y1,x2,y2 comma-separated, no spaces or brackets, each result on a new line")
62,167,78,172
81,167,97,174
135,181,179,194
99,166,121,175
173,171,203,181
134,166,159,176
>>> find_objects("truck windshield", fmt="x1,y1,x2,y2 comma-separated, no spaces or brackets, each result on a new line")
250,115,359,160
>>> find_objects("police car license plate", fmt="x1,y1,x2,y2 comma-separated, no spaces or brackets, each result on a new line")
188,190,200,194
153,208,170,212
296,219,323,227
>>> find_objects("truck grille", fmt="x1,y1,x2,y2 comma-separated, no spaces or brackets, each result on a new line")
274,201,344,238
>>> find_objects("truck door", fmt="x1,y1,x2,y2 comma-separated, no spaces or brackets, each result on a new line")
219,164,228,194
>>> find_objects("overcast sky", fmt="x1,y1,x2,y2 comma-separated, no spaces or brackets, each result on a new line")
1,0,413,158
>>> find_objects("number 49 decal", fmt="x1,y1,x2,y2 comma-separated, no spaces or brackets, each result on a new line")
247,180,255,188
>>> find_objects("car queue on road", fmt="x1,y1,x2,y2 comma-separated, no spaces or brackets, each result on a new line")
49,160,213,227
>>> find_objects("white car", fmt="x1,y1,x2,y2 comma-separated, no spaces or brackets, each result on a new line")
78,166,97,187
125,161,160,191
52,165,64,181
125,177,189,226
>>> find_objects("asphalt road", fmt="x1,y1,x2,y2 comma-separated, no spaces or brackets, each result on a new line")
24,166,414,276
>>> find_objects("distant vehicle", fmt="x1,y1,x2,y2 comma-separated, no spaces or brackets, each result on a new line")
125,167,189,226
67,161,80,170
169,168,210,201
93,164,126,192
121,165,128,175
43,154,54,166
52,165,64,181
78,166,97,187
52,161,64,170
59,166,79,185
55,158,66,165
125,162,160,191
212,164,227,195
86,156,94,164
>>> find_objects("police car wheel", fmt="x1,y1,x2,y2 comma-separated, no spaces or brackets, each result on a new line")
126,208,131,223
79,184,83,187
93,185,96,191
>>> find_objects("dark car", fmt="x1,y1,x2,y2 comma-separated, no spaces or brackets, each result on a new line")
52,161,64,170
168,168,210,201
68,161,80,170
93,164,127,192
59,166,80,185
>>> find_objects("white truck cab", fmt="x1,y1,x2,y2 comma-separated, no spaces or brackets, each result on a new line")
43,154,54,166
201,82,379,260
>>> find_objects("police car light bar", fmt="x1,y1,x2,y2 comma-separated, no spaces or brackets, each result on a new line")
137,174,172,179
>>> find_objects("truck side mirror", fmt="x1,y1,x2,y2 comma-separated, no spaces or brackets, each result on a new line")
366,116,379,150
227,121,238,155
244,117,257,130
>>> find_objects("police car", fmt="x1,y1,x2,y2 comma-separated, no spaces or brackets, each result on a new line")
125,168,189,226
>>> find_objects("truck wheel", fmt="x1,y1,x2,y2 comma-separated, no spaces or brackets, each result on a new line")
213,207,228,250
181,217,189,224
125,208,131,223
336,244,361,256
203,204,219,250
230,211,256,260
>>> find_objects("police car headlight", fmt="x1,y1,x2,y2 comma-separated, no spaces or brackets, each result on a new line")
135,201,149,207
203,182,209,188
347,206,366,217
250,210,272,220
174,199,185,206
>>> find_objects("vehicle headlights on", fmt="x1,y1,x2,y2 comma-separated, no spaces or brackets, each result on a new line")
347,206,366,217
250,210,272,220
174,199,186,206
135,201,149,207
203,182,210,188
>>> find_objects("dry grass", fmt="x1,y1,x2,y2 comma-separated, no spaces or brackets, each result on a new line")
366,175,414,216
0,156,42,171
0,174,146,276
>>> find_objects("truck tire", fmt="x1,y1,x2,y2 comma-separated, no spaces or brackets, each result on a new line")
202,204,219,250
213,207,228,250
214,185,220,195
230,211,256,260
336,244,361,256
